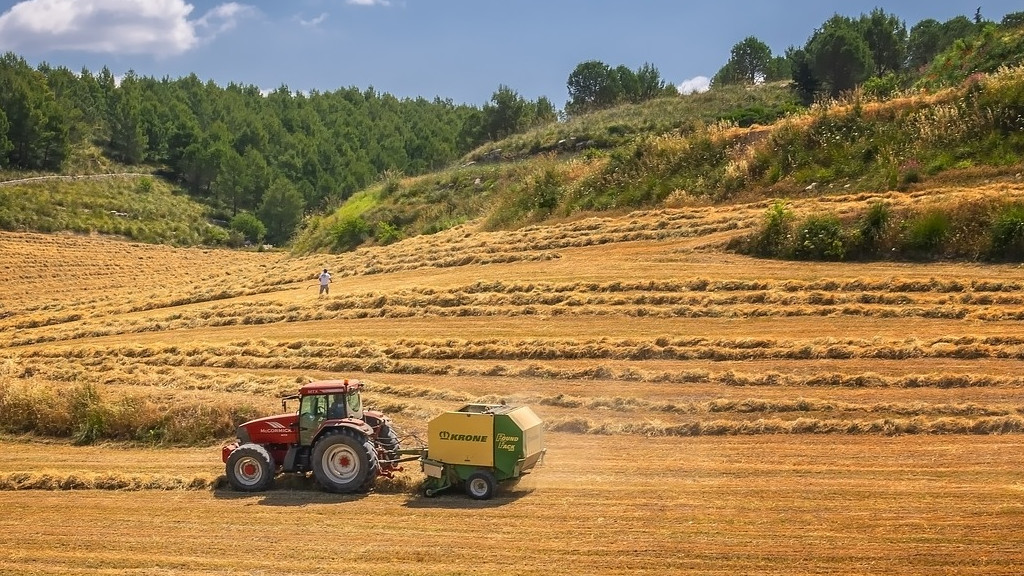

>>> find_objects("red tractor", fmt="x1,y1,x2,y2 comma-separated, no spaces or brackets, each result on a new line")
221,379,401,493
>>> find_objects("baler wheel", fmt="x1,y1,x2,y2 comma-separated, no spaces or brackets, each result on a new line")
465,470,497,500
312,429,379,493
225,444,275,492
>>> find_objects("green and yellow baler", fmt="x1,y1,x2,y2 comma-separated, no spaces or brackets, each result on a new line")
416,403,545,499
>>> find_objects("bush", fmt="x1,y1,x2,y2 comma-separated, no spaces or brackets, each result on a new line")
229,212,267,244
330,216,370,251
862,73,903,100
858,201,891,250
380,169,404,197
751,200,794,257
792,214,846,260
522,168,563,216
374,221,403,245
902,209,950,254
989,203,1024,260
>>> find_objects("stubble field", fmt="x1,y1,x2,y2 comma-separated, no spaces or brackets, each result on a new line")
2,181,1024,575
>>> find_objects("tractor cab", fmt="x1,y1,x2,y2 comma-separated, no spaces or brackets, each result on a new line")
291,380,365,446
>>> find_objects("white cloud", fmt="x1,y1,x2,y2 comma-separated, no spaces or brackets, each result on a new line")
196,2,256,36
0,0,255,57
298,12,329,27
678,76,711,95
347,0,391,6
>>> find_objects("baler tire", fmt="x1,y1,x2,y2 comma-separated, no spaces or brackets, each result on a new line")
225,444,275,492
312,429,379,493
465,470,497,500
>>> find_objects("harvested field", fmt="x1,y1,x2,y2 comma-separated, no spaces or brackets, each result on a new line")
3,183,1024,574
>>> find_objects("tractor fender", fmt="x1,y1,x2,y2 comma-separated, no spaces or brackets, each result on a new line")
221,441,240,463
313,418,374,444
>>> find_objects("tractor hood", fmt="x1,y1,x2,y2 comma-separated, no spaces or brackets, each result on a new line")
236,413,299,445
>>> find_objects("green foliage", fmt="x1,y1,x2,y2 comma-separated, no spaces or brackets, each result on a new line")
1003,12,1024,28
524,168,563,216
715,36,774,85
566,60,673,115
857,201,892,251
903,210,950,253
859,8,908,76
738,199,1022,262
258,178,305,245
862,72,903,99
989,203,1024,259
229,212,266,244
917,23,1024,89
808,15,876,97
0,175,220,245
483,85,531,141
70,383,106,445
752,200,794,257
374,221,403,245
0,53,71,170
329,216,370,251
472,82,799,163
793,214,846,260
380,169,404,197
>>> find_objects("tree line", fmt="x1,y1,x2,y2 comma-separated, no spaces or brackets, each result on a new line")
713,8,1024,101
0,53,569,243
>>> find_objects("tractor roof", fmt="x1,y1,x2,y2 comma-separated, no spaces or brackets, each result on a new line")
299,379,363,395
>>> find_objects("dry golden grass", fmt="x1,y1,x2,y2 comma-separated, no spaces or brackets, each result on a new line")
4,179,1024,573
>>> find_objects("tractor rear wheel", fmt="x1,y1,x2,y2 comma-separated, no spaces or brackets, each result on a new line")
226,444,275,492
377,423,401,463
465,470,497,500
312,429,379,493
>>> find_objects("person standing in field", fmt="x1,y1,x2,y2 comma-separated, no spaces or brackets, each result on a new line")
318,268,332,297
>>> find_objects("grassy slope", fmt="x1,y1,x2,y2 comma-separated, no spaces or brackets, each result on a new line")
0,171,222,246
296,26,1024,256
294,62,1024,256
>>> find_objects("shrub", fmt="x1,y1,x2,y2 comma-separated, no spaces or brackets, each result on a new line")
380,169,404,197
862,73,903,99
202,225,230,246
989,203,1024,260
523,168,563,215
330,216,370,251
752,200,794,257
229,212,267,244
902,209,950,254
858,201,891,251
374,221,403,245
792,214,846,260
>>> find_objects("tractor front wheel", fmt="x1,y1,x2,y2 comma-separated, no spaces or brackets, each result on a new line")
225,444,275,492
465,470,497,500
312,429,379,493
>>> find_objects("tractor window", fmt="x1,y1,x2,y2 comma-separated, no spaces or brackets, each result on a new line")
326,394,346,419
298,395,328,446
300,395,328,421
346,390,363,419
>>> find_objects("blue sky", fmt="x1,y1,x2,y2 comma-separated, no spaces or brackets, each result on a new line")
0,0,1020,108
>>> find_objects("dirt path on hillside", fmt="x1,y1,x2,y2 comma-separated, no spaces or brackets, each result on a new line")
0,172,152,186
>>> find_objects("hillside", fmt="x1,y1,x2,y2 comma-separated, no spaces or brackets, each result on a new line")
296,59,1024,256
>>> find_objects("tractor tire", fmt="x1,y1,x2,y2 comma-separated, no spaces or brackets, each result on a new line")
465,470,497,500
312,429,379,493
225,444,275,492
377,423,401,463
